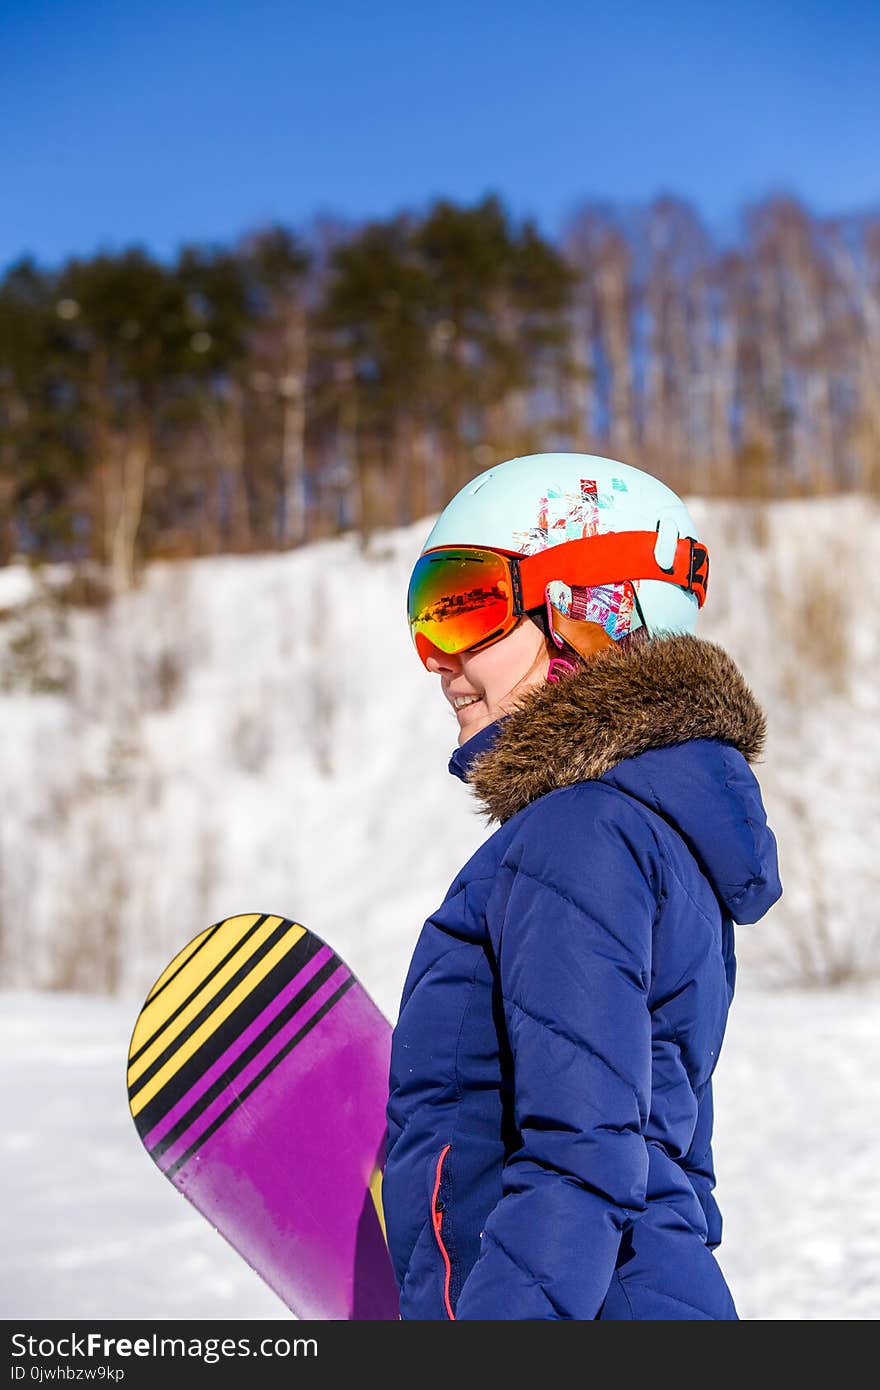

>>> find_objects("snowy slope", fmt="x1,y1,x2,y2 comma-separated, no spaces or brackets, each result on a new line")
0,526,486,1015
2,982,878,1321
1,495,878,1003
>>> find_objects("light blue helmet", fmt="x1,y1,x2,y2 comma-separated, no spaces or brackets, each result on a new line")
420,452,705,639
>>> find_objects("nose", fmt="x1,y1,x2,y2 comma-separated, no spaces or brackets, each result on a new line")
423,645,462,675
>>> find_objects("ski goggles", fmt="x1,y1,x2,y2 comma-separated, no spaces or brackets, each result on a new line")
407,531,709,666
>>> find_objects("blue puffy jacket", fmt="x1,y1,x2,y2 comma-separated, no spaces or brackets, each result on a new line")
384,635,782,1320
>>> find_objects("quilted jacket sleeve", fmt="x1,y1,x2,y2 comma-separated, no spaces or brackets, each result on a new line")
454,787,658,1320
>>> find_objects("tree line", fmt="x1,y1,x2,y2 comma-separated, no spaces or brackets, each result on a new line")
1,193,878,586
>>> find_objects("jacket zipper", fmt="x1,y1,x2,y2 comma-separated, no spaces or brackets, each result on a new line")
431,1143,456,1320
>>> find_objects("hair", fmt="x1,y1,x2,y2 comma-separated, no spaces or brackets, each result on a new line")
614,624,652,655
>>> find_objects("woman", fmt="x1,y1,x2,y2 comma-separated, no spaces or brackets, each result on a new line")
383,452,782,1320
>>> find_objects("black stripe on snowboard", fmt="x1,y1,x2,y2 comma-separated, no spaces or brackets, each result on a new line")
129,914,272,1068
128,929,325,1117
146,952,346,1159
165,974,356,1179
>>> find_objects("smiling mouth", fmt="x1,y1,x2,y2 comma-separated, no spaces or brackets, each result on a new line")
452,694,482,711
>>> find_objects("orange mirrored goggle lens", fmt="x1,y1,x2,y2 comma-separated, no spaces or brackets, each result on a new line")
408,548,517,664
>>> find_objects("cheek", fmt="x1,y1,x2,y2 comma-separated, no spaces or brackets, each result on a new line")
478,655,520,707
461,627,547,704
461,647,506,699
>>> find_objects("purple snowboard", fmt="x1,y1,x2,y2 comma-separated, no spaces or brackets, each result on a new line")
127,913,399,1319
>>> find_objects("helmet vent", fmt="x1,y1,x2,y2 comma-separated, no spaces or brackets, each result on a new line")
468,475,493,495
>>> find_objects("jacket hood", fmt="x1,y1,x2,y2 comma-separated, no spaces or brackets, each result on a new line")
449,634,782,925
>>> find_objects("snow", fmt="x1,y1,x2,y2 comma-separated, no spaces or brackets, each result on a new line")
0,527,487,1012
3,981,878,1320
2,492,880,1319
0,991,286,1319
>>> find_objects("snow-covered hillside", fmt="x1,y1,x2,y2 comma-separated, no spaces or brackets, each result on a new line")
1,493,878,1002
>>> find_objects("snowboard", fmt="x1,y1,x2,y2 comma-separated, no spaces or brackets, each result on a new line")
126,912,399,1319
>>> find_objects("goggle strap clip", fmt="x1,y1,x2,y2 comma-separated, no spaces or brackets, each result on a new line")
686,539,710,606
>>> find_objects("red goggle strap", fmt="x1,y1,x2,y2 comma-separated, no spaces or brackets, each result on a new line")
518,531,709,610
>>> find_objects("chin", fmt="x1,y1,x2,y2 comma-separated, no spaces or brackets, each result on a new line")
457,711,492,745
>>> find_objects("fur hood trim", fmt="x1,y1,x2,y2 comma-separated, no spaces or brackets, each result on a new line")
467,634,767,824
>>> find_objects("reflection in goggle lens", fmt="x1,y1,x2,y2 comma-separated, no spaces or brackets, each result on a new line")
408,549,515,657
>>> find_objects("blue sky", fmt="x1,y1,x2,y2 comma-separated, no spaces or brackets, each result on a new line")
1,0,878,269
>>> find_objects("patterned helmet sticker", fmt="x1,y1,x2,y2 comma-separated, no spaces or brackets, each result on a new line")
521,478,639,640
547,578,639,641
511,477,630,556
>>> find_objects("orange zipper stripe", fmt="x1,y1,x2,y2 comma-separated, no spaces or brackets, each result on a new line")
431,1143,455,1320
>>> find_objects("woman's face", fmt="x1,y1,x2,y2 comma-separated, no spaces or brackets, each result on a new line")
424,618,553,745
